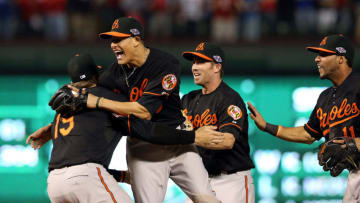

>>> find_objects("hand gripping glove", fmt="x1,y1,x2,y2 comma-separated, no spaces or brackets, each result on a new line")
48,85,88,118
318,137,360,177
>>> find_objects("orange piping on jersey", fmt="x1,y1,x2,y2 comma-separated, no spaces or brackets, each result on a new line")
323,129,329,136
329,113,360,128
305,124,319,134
97,167,117,203
143,91,162,96
155,105,163,114
245,175,248,203
276,126,282,137
54,114,61,139
219,123,242,131
127,115,131,134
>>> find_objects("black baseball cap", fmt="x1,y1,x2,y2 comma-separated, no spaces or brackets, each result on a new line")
306,34,354,63
99,17,144,39
67,54,99,83
182,42,225,64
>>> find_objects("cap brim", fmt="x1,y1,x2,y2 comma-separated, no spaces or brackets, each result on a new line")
182,52,213,62
306,47,336,54
99,32,131,39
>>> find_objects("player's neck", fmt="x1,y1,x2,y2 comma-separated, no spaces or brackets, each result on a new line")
331,68,352,87
128,47,150,68
202,79,222,94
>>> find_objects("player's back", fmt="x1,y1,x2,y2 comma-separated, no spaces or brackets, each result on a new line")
48,86,125,171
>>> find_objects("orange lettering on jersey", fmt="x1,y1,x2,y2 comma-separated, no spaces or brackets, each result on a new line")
59,116,74,136
130,78,148,102
320,37,327,46
188,109,217,128
316,98,360,129
112,19,119,30
195,42,204,51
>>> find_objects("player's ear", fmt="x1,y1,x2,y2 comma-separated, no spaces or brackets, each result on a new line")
214,63,222,74
337,55,344,65
132,36,142,47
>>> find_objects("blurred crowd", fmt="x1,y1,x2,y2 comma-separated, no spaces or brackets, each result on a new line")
1,0,360,44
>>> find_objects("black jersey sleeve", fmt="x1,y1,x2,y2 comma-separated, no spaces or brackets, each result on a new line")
304,104,323,140
136,60,181,115
217,96,246,139
130,120,195,145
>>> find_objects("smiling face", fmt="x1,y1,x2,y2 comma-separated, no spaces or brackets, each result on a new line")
110,37,136,65
191,57,219,86
315,52,340,80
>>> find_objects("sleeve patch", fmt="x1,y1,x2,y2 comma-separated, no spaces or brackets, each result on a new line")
162,74,177,91
227,105,242,120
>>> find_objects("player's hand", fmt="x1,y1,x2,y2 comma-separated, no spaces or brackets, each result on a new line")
26,124,52,149
332,138,360,151
195,126,224,148
67,85,97,109
247,102,266,131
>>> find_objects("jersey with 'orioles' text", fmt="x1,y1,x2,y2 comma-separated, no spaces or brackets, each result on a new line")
304,72,360,140
181,81,255,175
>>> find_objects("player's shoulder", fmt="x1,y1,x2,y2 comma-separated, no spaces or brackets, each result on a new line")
318,87,332,98
218,82,242,99
148,48,180,67
182,89,201,101
348,72,360,85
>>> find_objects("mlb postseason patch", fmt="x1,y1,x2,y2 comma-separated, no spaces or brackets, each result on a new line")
227,105,242,120
130,29,140,35
162,74,177,91
336,47,346,54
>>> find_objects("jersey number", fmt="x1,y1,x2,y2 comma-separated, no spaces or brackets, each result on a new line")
342,126,355,138
54,114,74,139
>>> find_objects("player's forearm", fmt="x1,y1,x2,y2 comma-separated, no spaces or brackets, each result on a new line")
276,126,315,144
100,98,151,120
203,132,235,150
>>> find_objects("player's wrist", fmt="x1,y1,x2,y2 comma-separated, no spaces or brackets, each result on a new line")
96,97,104,109
264,123,280,137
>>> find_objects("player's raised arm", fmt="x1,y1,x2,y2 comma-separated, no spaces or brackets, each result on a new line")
247,101,315,144
67,85,152,120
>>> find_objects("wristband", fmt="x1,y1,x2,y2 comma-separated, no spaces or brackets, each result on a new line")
264,123,280,136
96,97,103,109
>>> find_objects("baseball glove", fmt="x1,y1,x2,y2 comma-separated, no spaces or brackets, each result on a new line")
318,137,360,177
48,85,88,118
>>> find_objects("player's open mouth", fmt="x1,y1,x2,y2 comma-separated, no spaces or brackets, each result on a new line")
193,73,200,78
115,50,125,60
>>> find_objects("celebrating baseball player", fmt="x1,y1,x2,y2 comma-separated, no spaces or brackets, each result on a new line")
28,54,133,203
248,34,360,202
181,42,255,203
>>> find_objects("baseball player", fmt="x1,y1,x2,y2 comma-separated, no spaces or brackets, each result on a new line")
29,54,133,203
248,34,360,202
181,42,255,203
66,17,219,203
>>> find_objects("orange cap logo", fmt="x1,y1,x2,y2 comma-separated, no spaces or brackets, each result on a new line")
320,37,327,46
195,42,204,51
112,19,119,30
